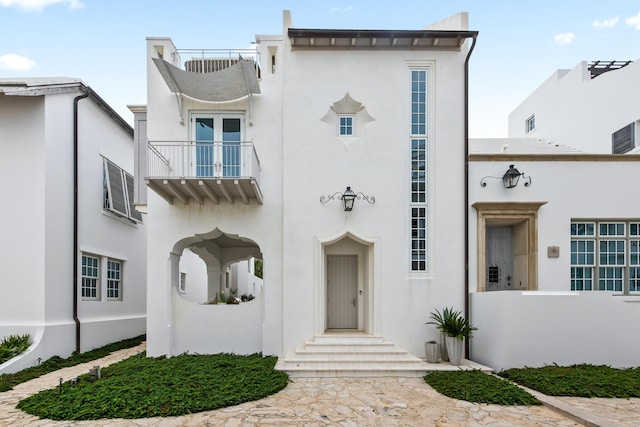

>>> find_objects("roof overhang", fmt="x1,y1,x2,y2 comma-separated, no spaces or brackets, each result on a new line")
152,57,260,102
0,78,132,136
288,28,478,50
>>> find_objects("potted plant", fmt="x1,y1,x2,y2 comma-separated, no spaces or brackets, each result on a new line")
426,307,457,362
438,308,476,366
424,340,439,363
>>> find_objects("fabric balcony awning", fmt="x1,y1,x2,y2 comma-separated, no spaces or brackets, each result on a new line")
152,57,261,102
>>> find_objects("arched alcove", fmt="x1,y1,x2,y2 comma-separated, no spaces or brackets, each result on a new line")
168,228,264,355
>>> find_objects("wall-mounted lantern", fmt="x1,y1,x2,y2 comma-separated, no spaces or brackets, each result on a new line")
320,186,375,211
481,165,531,189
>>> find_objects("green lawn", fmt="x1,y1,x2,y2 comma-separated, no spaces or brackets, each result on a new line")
17,352,289,420
424,370,540,405
499,364,640,398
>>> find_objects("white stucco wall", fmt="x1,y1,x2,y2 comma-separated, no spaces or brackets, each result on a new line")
471,291,640,371
144,36,285,357
508,60,640,154
279,34,469,358
178,248,208,303
75,95,146,351
0,95,46,332
0,87,146,374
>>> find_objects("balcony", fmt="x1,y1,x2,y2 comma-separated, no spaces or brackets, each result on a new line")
146,141,262,205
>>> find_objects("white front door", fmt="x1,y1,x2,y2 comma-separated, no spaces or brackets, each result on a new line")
486,226,514,290
326,255,358,329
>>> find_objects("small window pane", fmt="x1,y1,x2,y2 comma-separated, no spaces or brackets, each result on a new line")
571,223,595,236
338,116,353,136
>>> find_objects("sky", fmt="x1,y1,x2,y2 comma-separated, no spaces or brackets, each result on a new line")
1,0,639,137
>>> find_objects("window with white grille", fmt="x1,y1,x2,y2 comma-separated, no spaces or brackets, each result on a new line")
107,259,123,300
82,254,100,300
571,221,640,293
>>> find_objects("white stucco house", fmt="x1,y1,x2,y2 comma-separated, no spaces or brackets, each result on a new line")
0,79,146,374
508,59,640,154
138,11,478,376
138,10,640,374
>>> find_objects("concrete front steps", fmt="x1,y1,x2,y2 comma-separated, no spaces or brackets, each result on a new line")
276,333,434,378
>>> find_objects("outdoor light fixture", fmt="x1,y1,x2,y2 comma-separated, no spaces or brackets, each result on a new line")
320,186,375,211
480,165,531,189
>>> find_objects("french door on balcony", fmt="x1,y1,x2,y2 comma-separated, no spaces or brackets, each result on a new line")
192,113,243,178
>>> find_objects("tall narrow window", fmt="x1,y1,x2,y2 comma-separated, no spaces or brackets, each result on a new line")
411,70,427,135
411,207,427,271
107,259,123,300
410,69,428,271
82,254,100,300
411,139,426,203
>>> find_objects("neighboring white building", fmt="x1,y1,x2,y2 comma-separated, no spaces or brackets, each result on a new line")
469,139,640,370
0,79,146,374
139,11,478,376
508,60,640,154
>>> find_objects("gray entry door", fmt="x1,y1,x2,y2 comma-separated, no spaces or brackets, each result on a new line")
326,255,358,329
486,226,514,291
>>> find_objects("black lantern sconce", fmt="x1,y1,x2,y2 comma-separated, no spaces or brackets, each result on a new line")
320,186,375,211
481,165,531,189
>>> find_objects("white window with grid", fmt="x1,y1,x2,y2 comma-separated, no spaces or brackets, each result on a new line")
82,254,100,300
571,221,640,294
338,115,354,136
107,259,123,300
409,68,429,272
526,115,535,133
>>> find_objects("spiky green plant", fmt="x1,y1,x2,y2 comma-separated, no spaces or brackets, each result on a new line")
0,334,32,365
427,307,476,339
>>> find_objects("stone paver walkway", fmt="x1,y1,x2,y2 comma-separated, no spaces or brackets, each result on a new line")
0,343,633,426
556,396,640,427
